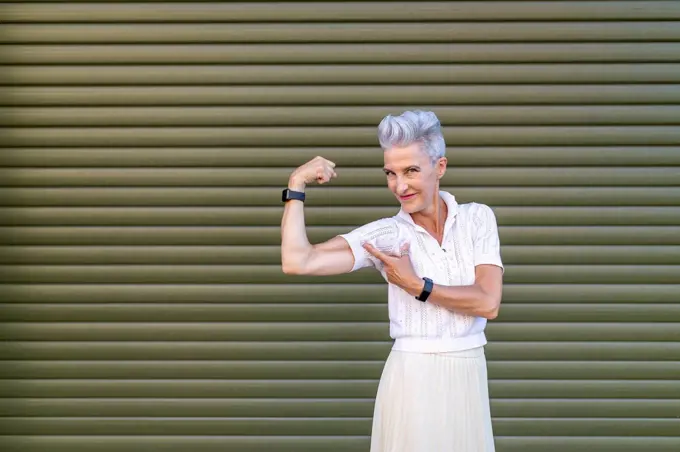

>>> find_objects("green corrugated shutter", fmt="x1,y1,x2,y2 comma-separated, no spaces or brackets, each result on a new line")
1,1,679,451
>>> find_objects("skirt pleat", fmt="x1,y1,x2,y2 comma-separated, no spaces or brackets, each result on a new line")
369,346,495,452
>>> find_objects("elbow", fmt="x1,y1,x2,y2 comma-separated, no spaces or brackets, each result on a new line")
483,307,499,320
281,252,308,275
282,260,305,275
283,265,305,275
480,295,502,320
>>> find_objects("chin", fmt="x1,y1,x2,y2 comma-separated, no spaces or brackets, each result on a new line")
399,201,421,214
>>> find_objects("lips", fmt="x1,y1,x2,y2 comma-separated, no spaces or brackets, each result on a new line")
399,193,416,201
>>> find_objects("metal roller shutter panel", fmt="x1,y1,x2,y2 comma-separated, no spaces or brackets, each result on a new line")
1,1,679,451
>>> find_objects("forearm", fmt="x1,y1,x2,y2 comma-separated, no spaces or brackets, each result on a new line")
404,279,500,319
280,179,313,274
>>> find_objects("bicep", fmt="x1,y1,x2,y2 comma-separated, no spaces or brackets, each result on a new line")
301,218,399,276
303,236,356,275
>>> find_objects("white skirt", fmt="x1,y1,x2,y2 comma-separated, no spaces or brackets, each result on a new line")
369,346,495,452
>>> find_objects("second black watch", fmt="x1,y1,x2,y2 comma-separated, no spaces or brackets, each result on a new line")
416,277,434,302
282,188,306,203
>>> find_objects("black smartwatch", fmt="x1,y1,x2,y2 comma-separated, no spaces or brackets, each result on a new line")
416,277,433,302
282,188,305,203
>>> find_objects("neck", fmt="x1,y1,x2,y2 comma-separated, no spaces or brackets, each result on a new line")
411,191,447,237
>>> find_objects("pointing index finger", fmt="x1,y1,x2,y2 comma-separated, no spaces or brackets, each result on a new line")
362,242,389,263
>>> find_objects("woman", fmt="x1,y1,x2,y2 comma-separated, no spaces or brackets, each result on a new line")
281,110,503,452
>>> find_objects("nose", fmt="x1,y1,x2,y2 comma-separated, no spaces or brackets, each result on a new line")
396,178,409,194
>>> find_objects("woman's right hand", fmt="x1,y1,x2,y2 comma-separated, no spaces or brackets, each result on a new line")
289,156,338,190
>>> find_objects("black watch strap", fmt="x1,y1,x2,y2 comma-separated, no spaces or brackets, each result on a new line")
416,277,433,302
282,188,305,203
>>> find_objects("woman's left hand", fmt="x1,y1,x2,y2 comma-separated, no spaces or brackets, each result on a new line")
362,242,422,296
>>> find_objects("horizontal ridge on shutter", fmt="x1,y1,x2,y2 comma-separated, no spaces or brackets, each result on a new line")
5,23,680,43
5,106,680,126
3,2,680,23
3,86,680,105
1,147,679,167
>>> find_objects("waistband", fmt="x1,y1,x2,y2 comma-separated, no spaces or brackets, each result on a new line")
392,332,487,353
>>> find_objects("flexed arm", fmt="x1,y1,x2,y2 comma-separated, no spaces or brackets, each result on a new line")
281,157,356,276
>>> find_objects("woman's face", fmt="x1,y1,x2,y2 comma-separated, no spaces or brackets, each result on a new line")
382,143,446,214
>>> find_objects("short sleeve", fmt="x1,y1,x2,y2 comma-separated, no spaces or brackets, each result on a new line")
471,203,504,272
338,218,400,272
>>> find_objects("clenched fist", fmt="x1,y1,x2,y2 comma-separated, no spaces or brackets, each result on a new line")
289,156,338,190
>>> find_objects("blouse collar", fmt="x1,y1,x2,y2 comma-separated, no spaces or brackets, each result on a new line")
395,190,459,234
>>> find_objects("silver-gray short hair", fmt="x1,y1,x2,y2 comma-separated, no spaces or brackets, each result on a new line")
377,110,445,163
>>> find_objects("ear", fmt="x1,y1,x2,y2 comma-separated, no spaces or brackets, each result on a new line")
436,157,447,180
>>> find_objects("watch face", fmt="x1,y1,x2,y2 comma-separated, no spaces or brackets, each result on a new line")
282,189,304,202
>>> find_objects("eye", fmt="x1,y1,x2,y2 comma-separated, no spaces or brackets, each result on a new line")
407,167,419,173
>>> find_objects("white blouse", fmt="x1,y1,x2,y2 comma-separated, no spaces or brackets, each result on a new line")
339,190,504,353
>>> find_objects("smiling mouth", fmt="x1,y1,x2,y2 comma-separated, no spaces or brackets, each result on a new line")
399,193,416,201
